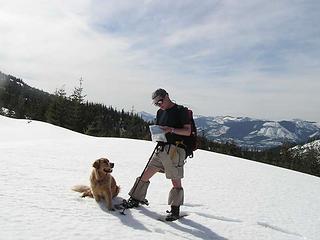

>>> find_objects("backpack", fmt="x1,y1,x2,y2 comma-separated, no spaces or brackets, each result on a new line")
183,107,198,158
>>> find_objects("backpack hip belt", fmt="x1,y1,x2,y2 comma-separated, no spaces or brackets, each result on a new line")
157,141,187,160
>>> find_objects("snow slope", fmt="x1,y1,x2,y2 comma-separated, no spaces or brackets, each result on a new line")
1,115,320,240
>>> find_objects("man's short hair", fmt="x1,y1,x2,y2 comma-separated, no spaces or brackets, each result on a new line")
152,88,168,100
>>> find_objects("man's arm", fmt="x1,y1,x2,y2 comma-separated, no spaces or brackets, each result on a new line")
160,124,191,136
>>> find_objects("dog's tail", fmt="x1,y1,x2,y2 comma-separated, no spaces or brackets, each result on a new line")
72,185,93,198
72,185,90,193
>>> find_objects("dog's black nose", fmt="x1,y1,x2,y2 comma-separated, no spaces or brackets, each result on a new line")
110,163,114,168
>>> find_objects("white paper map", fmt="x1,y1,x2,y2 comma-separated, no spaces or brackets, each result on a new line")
149,125,167,142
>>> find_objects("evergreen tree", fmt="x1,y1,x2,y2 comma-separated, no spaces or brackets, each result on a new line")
69,78,86,132
46,87,70,128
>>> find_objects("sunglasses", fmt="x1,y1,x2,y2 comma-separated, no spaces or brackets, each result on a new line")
154,98,164,106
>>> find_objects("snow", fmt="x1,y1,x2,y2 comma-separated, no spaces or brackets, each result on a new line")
207,125,230,137
1,115,320,240
291,140,320,159
292,119,319,131
1,107,10,115
256,122,297,140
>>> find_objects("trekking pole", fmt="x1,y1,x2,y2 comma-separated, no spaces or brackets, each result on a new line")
130,142,159,200
121,143,159,214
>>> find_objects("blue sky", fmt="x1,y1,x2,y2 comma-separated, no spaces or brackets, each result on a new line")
0,0,319,121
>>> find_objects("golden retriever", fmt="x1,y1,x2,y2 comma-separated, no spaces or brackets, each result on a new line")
72,158,120,211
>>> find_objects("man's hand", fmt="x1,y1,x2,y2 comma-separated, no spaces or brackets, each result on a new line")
160,126,174,134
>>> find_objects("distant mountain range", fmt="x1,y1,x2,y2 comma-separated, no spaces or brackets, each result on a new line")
138,112,320,149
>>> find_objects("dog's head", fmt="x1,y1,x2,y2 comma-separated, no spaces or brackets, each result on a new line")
93,158,114,175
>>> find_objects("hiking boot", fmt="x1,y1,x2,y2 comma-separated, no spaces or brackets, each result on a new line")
165,206,180,221
124,197,140,209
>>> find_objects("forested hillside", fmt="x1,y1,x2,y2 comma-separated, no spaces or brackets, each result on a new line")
0,72,150,140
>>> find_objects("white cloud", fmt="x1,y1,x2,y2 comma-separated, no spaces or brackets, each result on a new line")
0,0,319,122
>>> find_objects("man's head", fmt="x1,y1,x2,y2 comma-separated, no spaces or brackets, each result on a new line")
152,88,168,108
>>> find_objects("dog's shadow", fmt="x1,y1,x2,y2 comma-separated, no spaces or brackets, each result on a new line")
97,197,152,232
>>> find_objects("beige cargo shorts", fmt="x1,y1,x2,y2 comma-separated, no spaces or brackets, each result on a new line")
148,144,186,179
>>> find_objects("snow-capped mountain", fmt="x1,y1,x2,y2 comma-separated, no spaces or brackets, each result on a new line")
140,112,320,149
195,116,320,149
138,111,155,123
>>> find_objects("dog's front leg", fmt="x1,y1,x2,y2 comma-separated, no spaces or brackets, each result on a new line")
104,190,114,211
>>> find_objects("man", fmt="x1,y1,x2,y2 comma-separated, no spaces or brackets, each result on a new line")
125,88,191,221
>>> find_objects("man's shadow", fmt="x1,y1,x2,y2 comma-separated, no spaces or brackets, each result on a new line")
138,206,228,240
99,198,227,239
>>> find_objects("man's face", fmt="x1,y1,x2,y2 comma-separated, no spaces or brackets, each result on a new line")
153,94,167,109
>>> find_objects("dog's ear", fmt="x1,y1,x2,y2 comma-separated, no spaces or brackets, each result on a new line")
93,159,100,169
